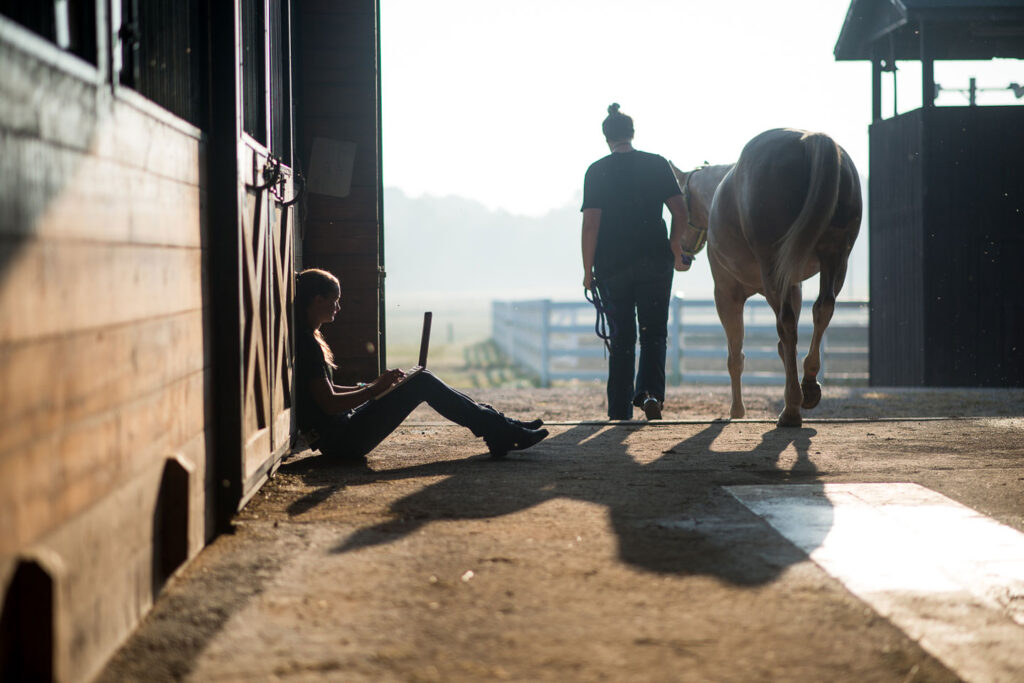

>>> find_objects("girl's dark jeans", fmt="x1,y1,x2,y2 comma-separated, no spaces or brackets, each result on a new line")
598,258,674,419
315,370,501,460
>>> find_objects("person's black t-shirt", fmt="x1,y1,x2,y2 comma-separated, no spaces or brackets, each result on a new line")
581,150,682,278
295,327,340,440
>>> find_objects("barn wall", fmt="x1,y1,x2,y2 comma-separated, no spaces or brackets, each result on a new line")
868,110,927,385
0,21,212,683
921,106,1024,386
0,0,384,677
294,0,383,383
869,106,1024,387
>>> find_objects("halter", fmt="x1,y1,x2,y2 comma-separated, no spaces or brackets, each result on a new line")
680,166,710,261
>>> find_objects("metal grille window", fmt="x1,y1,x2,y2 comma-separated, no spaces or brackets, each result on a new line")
0,0,97,64
269,0,291,160
241,0,266,143
119,0,206,128
242,0,291,157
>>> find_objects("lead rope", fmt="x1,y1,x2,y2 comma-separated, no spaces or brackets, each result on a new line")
585,280,616,354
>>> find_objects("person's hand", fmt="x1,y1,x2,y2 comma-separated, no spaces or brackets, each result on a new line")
379,368,405,388
366,369,404,397
671,241,692,272
583,271,594,291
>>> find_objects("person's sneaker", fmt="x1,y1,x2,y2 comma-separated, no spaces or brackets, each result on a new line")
485,427,549,458
642,397,662,420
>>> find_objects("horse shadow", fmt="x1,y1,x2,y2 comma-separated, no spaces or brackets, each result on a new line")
279,421,829,586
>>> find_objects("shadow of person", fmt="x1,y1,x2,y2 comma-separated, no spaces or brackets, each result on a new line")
283,420,831,587
609,423,824,584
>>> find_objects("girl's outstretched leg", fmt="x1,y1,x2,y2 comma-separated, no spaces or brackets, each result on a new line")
335,371,546,459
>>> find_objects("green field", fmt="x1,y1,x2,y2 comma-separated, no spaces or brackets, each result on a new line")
385,301,536,389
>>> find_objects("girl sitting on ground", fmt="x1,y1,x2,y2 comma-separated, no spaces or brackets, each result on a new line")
295,268,548,464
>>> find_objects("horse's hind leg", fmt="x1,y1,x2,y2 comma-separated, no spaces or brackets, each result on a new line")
802,228,852,408
713,275,747,419
801,259,839,409
773,283,804,427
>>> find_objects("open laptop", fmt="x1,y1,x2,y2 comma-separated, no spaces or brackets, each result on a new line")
373,311,431,399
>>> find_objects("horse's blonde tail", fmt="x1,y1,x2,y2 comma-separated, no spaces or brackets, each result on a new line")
771,133,842,296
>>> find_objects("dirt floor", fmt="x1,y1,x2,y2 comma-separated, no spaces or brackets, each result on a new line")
99,386,1024,682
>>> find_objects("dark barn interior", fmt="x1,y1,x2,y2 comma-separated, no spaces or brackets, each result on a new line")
0,1,383,680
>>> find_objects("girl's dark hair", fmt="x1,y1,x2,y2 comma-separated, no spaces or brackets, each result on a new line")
296,268,340,369
602,103,634,142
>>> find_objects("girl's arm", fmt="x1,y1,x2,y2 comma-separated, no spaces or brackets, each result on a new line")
309,369,405,414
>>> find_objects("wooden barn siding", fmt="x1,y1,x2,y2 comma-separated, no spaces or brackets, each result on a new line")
295,0,382,383
921,106,1024,386
868,110,926,385
0,30,212,683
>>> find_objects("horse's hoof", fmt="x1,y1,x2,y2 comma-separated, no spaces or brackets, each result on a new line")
776,410,802,428
801,380,822,409
730,404,745,419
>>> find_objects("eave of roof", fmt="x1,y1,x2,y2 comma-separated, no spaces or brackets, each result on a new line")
835,0,1024,60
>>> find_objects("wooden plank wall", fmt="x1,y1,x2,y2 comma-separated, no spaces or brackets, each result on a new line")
294,0,383,383
0,26,212,683
868,110,927,385
922,106,1024,386
869,106,1024,387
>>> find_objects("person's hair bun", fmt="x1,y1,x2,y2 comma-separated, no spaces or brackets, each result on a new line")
607,103,621,115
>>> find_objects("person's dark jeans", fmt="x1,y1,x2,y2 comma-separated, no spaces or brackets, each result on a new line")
598,258,673,419
316,370,502,460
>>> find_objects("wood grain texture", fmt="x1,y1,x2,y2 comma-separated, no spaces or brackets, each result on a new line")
0,131,204,247
0,241,203,343
28,436,207,683
0,39,202,180
0,310,207,454
0,369,208,555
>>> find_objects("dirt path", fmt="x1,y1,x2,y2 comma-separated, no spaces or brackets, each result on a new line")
99,387,1024,682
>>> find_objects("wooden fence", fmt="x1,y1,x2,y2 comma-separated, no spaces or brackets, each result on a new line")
491,297,869,387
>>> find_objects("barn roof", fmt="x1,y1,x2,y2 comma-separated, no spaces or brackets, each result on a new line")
835,0,1024,60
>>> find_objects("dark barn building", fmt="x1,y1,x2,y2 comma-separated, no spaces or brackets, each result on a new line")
0,1,384,680
836,0,1024,386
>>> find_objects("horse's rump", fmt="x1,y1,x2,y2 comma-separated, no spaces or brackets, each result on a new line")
771,132,842,295
728,129,844,296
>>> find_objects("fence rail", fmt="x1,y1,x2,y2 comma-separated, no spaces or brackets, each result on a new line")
491,297,869,387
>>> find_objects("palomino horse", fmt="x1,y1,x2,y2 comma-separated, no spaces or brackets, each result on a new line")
671,128,862,427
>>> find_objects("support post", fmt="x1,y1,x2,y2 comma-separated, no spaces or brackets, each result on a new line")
871,57,882,122
920,20,934,109
209,0,244,532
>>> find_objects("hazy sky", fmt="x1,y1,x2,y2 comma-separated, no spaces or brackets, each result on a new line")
381,0,1022,217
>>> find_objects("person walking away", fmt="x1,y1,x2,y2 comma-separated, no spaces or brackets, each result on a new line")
580,103,692,420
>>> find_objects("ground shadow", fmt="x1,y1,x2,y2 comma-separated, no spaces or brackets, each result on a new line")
282,420,830,586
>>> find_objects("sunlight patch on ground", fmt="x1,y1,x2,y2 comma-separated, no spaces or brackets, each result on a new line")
728,483,1024,683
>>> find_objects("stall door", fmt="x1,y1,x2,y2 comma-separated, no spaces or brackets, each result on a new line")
237,0,295,501
239,147,294,494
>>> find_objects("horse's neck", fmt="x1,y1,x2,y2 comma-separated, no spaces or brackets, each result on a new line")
691,164,732,224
